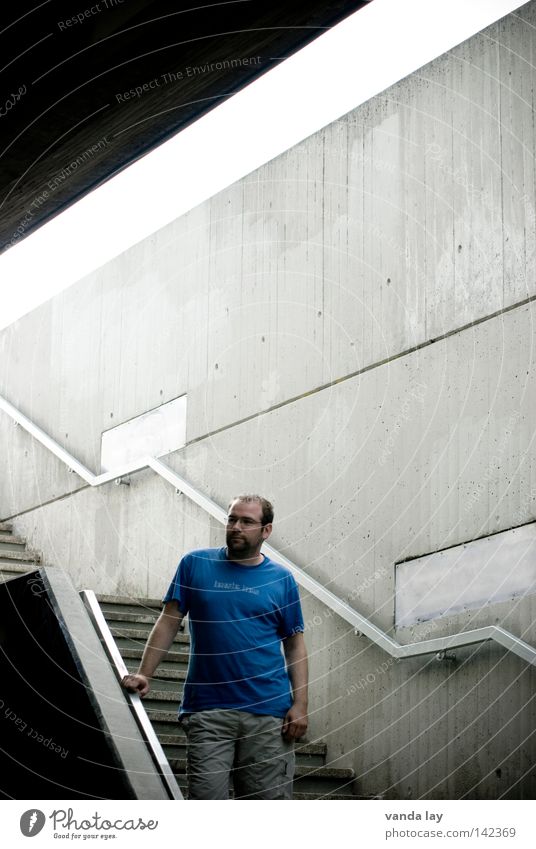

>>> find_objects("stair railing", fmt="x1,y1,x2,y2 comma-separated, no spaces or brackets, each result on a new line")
1,392,535,666
81,588,183,800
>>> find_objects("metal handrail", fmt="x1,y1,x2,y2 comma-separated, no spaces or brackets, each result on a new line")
80,589,183,800
1,392,535,666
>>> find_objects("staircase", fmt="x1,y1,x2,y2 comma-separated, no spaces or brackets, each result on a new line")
0,522,357,799
0,522,41,580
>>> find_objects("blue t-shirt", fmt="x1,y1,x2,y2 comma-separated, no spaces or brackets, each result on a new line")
163,547,304,717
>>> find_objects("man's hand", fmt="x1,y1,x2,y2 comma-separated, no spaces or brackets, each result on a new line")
282,631,308,741
282,704,308,742
121,672,150,698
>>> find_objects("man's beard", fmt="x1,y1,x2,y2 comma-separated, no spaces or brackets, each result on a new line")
226,531,261,560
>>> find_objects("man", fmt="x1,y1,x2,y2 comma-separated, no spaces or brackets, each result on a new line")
122,494,308,800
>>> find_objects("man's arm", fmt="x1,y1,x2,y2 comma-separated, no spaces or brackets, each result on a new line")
122,600,184,697
282,631,308,741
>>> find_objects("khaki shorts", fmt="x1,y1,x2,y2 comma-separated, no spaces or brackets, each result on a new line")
179,709,295,800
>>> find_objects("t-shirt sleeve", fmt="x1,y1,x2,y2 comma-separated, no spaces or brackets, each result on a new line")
162,556,190,615
277,573,304,638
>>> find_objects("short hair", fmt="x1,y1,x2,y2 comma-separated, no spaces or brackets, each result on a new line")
228,494,274,525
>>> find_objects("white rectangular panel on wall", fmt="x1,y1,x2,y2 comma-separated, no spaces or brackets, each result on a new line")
100,396,187,473
395,523,536,627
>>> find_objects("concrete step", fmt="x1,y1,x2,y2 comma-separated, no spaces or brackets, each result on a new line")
0,563,39,582
142,688,183,703
293,792,359,800
107,621,162,639
295,742,327,765
123,661,187,683
102,610,161,626
117,646,190,665
293,765,356,795
0,523,13,535
96,594,163,608
151,719,182,739
111,637,187,655
140,708,180,723
101,606,187,637
108,625,189,644
111,636,189,658
143,696,184,715
0,549,40,564
0,534,27,551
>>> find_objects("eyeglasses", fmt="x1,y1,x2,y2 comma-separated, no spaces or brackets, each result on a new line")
226,515,263,529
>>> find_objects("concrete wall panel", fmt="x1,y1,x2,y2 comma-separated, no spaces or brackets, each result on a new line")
396,523,536,626
0,410,84,517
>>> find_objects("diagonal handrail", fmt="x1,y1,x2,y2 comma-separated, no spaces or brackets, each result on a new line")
1,392,535,666
80,588,183,800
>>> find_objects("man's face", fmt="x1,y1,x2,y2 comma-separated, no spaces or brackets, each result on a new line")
225,499,272,561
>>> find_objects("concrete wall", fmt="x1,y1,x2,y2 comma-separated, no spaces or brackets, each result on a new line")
2,2,536,798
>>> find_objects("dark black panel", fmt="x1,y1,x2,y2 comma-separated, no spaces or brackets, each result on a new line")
0,571,134,799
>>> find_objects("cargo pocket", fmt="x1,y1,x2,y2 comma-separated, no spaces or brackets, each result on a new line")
279,747,295,800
